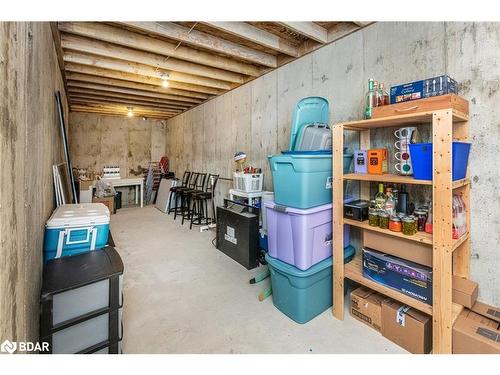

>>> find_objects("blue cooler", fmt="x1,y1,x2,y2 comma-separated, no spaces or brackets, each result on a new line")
268,97,332,209
266,245,355,324
43,203,110,263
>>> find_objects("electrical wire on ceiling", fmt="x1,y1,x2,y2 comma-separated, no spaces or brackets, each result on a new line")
153,22,198,76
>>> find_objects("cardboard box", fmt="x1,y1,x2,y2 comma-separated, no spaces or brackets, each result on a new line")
363,248,433,305
389,75,457,104
93,196,115,215
363,230,432,268
79,179,94,191
372,94,469,119
381,299,432,354
350,287,387,332
453,302,500,354
452,276,478,308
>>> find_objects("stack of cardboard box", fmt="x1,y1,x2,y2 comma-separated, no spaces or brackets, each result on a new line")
350,276,499,354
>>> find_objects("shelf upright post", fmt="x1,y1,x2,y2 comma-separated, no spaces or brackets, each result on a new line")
332,123,345,320
452,118,471,278
432,109,454,354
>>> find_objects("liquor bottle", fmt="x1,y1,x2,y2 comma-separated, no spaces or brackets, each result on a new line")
364,78,376,119
384,186,396,216
379,83,389,106
425,204,433,234
374,183,387,210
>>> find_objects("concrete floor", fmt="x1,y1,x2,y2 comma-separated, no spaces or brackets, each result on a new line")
111,206,405,354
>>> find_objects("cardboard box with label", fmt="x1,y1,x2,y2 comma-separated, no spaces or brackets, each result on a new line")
350,287,387,333
381,299,432,354
453,301,500,354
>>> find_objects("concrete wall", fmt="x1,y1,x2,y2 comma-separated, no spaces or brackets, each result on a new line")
68,112,167,204
165,22,500,305
0,22,69,345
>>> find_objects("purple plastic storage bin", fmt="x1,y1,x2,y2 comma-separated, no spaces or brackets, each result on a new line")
265,198,353,271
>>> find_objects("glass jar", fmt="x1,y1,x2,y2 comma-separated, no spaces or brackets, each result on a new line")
414,209,428,232
378,211,390,229
402,216,417,235
368,208,379,227
389,216,402,232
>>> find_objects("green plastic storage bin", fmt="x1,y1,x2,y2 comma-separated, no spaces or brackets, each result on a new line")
265,245,355,324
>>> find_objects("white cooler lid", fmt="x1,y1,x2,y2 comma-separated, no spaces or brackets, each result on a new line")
46,203,110,228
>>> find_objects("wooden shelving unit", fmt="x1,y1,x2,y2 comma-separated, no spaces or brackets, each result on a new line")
332,97,471,354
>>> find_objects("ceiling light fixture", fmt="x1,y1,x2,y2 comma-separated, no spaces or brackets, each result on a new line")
161,73,170,88
127,107,134,117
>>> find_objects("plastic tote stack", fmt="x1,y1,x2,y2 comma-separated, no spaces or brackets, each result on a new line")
43,203,110,263
266,97,355,324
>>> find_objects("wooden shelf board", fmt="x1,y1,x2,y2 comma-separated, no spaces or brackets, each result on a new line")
345,255,433,315
344,218,433,245
452,178,470,189
343,173,432,185
453,232,470,251
343,174,469,189
339,109,468,130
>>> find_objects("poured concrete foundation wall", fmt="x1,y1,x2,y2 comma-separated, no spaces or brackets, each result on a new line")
0,22,68,345
165,22,500,305
68,112,167,203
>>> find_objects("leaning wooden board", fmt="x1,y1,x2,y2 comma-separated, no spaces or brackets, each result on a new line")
372,94,469,119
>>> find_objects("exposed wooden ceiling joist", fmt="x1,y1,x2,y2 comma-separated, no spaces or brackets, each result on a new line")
67,81,203,104
59,22,264,77
64,63,224,95
117,21,277,69
70,101,178,114
278,22,328,44
69,91,191,110
66,71,209,100
70,96,184,112
70,104,175,119
63,51,236,90
202,22,299,57
71,107,172,119
327,22,364,42
60,33,248,84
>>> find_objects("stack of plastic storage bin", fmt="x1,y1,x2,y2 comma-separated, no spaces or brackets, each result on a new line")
266,97,354,324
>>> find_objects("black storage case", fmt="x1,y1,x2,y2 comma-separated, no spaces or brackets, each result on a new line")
40,246,124,354
216,200,260,270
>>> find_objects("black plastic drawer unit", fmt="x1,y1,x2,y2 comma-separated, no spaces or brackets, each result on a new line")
40,246,124,354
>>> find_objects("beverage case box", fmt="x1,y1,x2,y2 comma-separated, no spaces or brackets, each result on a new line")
390,75,457,104
362,247,433,305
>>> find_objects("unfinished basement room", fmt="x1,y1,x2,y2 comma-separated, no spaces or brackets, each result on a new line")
1,2,499,370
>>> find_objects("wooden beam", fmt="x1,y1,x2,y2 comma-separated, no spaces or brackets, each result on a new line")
69,97,183,113
63,51,236,91
64,62,224,95
70,102,178,116
69,93,187,111
120,21,277,68
59,22,263,77
67,80,203,104
60,33,248,84
66,71,209,99
202,22,299,57
71,107,172,119
352,21,372,27
68,88,190,109
278,22,328,44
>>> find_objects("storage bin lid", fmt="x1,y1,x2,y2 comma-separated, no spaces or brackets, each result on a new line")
265,245,355,277
46,203,110,228
42,246,123,296
289,97,329,151
281,150,332,156
264,196,355,215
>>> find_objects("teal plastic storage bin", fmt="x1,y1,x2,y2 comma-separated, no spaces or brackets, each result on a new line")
266,245,355,324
